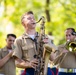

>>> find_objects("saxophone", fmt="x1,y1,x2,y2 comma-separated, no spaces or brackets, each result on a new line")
34,16,52,75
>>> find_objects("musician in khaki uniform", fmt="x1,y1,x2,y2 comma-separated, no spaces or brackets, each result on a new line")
13,11,57,75
0,34,16,75
53,28,76,75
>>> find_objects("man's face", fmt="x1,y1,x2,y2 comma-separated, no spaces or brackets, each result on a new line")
65,29,75,42
6,36,16,48
22,14,36,29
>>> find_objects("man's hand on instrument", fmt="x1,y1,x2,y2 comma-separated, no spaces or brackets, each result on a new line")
8,50,14,57
43,37,49,44
28,59,38,69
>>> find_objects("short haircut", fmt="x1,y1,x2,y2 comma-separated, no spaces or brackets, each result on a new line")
66,28,75,32
7,34,16,38
21,11,34,23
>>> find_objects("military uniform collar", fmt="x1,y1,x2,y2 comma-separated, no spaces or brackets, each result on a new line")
2,46,8,51
22,33,29,38
2,46,12,51
22,32,39,39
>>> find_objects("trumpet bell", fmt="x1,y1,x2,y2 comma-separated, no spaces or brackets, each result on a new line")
69,42,76,48
67,42,76,52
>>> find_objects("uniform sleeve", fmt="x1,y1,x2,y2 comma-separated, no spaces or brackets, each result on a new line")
12,38,22,59
53,45,65,65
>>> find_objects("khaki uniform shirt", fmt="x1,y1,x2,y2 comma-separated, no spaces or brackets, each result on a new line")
54,44,76,68
13,33,38,61
0,47,16,75
13,33,56,62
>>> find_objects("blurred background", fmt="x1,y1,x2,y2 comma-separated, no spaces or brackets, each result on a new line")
0,0,76,74
0,0,76,48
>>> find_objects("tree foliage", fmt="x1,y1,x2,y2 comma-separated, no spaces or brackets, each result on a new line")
0,0,76,48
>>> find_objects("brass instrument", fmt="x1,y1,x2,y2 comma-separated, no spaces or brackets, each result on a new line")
34,16,52,75
34,16,57,75
65,40,76,52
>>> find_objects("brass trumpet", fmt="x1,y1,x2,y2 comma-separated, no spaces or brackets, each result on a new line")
66,40,76,52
